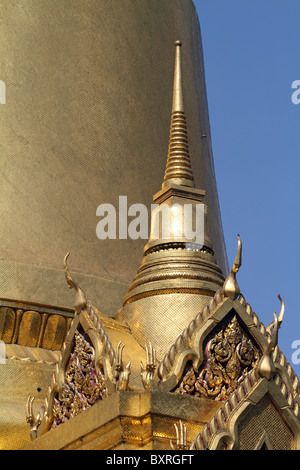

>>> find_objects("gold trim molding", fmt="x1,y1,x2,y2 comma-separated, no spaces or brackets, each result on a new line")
123,288,215,306
0,300,73,350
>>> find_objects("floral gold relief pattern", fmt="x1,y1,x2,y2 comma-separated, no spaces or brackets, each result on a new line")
175,316,260,401
52,331,108,428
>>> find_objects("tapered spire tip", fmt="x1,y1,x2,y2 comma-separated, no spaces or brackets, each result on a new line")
162,40,195,188
172,40,184,113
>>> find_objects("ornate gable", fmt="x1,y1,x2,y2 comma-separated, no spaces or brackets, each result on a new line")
156,291,271,392
26,254,131,439
51,330,108,428
189,368,300,450
174,314,260,401
156,237,286,398
154,236,300,450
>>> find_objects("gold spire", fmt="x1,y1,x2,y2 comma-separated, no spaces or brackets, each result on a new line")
162,41,194,188
117,40,224,360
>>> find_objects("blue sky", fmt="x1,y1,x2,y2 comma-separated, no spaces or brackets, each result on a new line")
194,0,300,374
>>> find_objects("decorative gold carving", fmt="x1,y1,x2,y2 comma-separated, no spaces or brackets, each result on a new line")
113,341,131,392
277,294,285,325
272,345,300,397
170,420,187,450
37,313,48,348
11,309,23,344
64,252,87,314
63,253,126,390
156,284,299,406
0,303,71,351
141,342,157,390
223,234,242,301
0,307,17,343
175,316,260,400
51,331,108,428
26,396,44,441
157,289,225,382
26,253,130,439
258,295,285,380
266,294,284,334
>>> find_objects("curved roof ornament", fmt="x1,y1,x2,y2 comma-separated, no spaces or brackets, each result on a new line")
258,295,285,380
277,294,285,326
222,234,242,300
64,252,87,314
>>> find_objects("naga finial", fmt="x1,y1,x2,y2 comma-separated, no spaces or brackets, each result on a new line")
26,395,44,440
141,342,157,390
113,341,131,391
277,294,285,326
223,235,242,300
64,252,87,314
258,295,285,380
170,420,188,450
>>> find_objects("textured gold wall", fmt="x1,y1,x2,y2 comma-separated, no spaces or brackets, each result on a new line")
238,395,294,450
0,360,56,450
0,0,227,317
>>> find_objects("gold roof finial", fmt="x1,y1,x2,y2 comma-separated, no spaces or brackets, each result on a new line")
162,41,194,188
223,235,242,300
64,252,87,314
258,295,285,380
